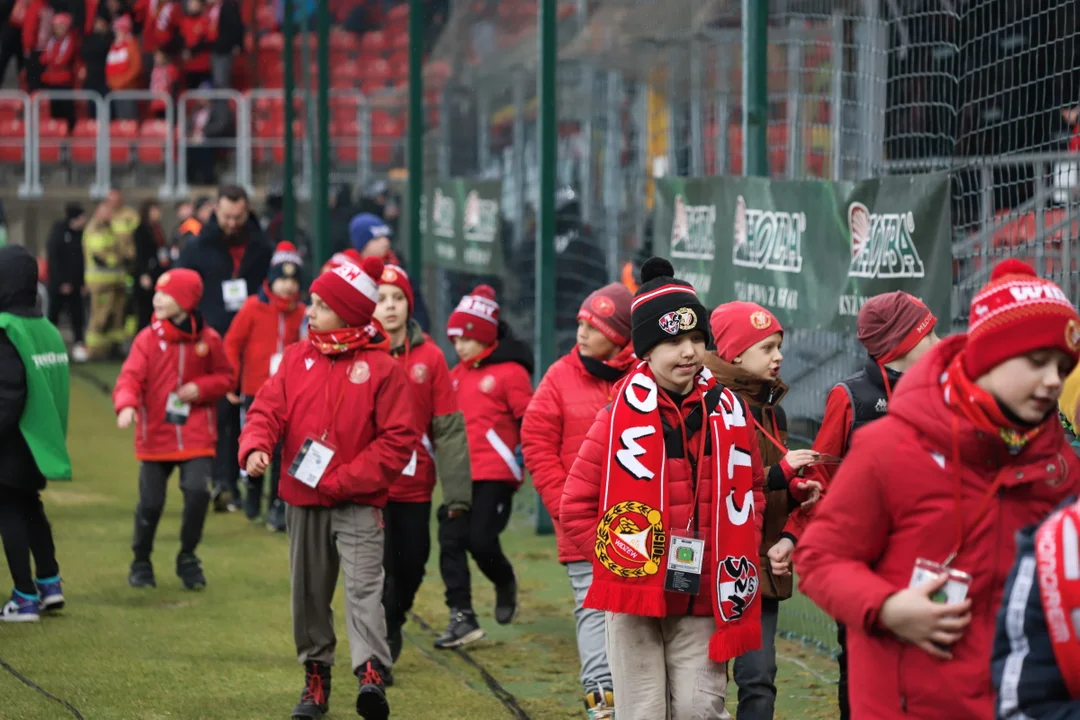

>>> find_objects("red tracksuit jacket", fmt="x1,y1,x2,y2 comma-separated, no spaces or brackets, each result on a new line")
40,33,78,87
238,340,420,509
179,12,212,75
223,292,306,397
113,317,234,462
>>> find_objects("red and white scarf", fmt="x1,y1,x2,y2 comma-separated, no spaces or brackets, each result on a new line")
584,361,762,662
309,322,387,357
1035,501,1080,698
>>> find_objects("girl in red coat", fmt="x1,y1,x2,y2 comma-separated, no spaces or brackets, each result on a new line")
372,263,471,665
239,256,417,720
795,259,1080,720
436,285,534,649
521,281,635,717
560,258,772,720
223,241,305,528
113,269,234,591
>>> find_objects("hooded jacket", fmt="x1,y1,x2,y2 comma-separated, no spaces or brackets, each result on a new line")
222,288,305,397
45,218,85,289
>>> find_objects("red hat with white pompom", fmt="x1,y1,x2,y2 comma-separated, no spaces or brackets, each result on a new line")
309,256,384,328
447,285,500,346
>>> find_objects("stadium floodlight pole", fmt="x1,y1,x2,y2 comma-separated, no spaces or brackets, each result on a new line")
535,0,557,536
742,0,768,177
315,0,331,268
283,0,295,243
407,0,424,274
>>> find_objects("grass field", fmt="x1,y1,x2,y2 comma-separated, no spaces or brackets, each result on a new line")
0,367,839,719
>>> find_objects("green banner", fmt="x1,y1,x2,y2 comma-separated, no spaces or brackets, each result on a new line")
653,173,952,332
424,179,505,275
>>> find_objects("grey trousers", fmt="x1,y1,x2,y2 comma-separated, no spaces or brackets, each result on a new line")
732,597,780,720
567,561,613,694
287,503,391,673
132,458,212,562
210,53,233,89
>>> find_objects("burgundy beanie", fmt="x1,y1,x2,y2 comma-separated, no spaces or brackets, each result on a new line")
155,269,203,313
378,263,415,313
578,282,633,347
309,256,384,327
710,302,783,362
447,285,500,346
857,291,937,364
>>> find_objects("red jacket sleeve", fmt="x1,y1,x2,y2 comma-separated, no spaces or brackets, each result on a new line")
22,1,42,54
501,363,534,420
113,332,149,412
222,304,251,390
521,368,569,519
793,422,899,633
805,384,853,490
561,405,610,560
237,350,288,467
191,331,234,404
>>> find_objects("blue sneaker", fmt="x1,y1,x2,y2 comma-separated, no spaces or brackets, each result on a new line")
1,591,41,623
35,575,64,613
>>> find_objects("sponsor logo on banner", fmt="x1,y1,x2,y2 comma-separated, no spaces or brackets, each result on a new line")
717,555,759,622
595,501,667,578
432,188,456,240
848,202,926,279
463,190,499,243
670,194,717,261
732,195,805,273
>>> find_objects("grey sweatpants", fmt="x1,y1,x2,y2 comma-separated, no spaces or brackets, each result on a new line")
732,597,780,720
567,561,613,694
287,503,391,673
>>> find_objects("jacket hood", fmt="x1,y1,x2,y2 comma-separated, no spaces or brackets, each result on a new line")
703,354,788,408
479,321,534,375
390,319,426,355
0,246,41,315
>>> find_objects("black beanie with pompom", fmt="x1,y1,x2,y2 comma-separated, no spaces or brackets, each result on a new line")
629,256,710,358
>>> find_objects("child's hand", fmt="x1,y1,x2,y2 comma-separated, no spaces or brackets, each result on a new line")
767,538,795,576
793,479,824,508
783,449,819,471
879,574,972,660
117,407,137,429
176,382,200,403
226,392,242,405
246,451,270,477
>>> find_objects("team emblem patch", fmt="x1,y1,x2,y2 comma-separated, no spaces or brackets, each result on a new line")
659,312,681,335
283,262,296,277
716,555,759,621
381,267,399,283
1067,319,1080,352
194,341,209,357
591,295,616,317
659,307,698,335
479,375,496,393
595,501,666,578
749,311,771,330
349,360,371,384
411,363,429,384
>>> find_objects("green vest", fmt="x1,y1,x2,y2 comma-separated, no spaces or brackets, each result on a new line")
0,313,72,480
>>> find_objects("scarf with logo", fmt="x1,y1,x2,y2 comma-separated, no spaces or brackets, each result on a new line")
309,322,387,357
943,353,1046,455
585,361,762,662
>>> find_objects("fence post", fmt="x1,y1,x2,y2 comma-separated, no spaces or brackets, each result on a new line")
315,0,331,269
283,0,296,243
512,71,526,251
742,0,768,177
408,0,425,274
830,8,844,181
604,70,621,282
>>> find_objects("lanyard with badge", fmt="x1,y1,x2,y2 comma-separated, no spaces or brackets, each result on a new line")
665,396,708,595
269,313,285,376
288,372,348,488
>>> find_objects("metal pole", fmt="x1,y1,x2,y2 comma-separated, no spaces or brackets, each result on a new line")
315,0,331,268
283,0,295,240
408,0,424,273
580,66,594,225
512,72,526,251
830,8,844,181
604,70,621,281
690,46,704,177
786,19,802,179
742,0,768,177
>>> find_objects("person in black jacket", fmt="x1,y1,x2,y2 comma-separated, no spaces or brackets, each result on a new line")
132,199,169,331
209,0,242,90
79,16,113,119
45,203,88,362
178,184,271,512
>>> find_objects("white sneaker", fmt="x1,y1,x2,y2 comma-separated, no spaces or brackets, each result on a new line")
71,344,89,363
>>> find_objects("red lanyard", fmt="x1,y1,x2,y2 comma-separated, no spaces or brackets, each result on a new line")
665,390,709,533
751,411,788,455
945,415,1007,566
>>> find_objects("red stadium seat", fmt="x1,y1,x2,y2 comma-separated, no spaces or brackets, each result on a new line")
359,31,387,55
362,58,391,87
258,32,284,52
333,119,359,163
39,117,71,164
109,119,138,164
137,120,168,164
0,119,25,163
390,30,408,52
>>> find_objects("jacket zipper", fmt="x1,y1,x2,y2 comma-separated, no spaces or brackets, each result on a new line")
176,343,185,450
685,429,700,617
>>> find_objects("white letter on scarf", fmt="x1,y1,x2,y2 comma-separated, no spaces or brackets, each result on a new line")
616,426,656,480
624,373,658,414
716,389,747,429
725,445,754,526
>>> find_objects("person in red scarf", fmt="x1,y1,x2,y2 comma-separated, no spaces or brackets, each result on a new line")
38,13,78,130
113,269,234,592
561,257,773,720
105,15,143,120
795,259,1080,720
147,48,181,118
179,0,212,88
223,241,305,530
521,281,636,718
239,255,416,720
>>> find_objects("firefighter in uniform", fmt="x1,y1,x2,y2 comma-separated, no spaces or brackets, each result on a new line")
84,203,134,358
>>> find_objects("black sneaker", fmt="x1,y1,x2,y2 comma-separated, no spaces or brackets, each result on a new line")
266,499,287,533
434,609,485,649
292,661,331,719
211,485,232,513
128,561,156,588
387,619,403,663
243,481,262,521
176,553,206,590
494,574,518,625
355,659,390,720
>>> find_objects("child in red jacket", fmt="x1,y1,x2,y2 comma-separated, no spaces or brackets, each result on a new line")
436,284,533,649
223,241,306,528
372,263,471,665
113,269,233,591
521,281,635,717
148,49,181,119
179,0,212,87
560,258,770,720
794,259,1080,720
39,14,77,130
239,256,418,720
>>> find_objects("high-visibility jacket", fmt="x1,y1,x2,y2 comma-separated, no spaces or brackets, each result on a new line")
110,205,140,242
83,219,129,285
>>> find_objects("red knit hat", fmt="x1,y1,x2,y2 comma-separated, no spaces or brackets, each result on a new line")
710,302,783,362
378,264,414,313
578,282,633,347
309,256,384,327
447,285,500,346
964,259,1080,379
857,291,937,364
155,269,203,312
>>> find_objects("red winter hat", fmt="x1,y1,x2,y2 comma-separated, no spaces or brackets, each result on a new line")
155,269,203,312
447,285,500,346
378,264,414,313
309,256,384,327
578,282,633,347
964,259,1080,379
710,302,783,362
857,291,938,364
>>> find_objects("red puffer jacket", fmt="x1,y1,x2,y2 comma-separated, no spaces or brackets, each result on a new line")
223,292,306,397
238,340,420,509
113,317,234,462
561,389,766,618
522,349,634,563
794,335,1080,720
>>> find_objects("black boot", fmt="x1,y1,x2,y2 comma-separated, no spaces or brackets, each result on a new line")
176,553,206,590
266,499,287,533
494,573,518,625
434,609,485,649
243,478,263,521
128,560,156,588
291,661,331,719
355,659,390,720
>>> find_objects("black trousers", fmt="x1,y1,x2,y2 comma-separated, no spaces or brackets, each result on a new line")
134,287,154,333
837,623,849,720
382,500,431,628
438,481,515,611
48,289,86,344
0,487,60,596
214,398,241,499
132,458,212,562
240,396,281,505
0,25,24,87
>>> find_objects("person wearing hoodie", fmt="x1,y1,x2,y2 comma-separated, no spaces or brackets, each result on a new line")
794,259,1080,720
0,246,71,622
45,203,88,362
521,281,636,719
436,285,534,650
371,263,471,667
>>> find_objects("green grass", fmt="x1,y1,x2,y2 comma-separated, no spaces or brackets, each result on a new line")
0,372,838,719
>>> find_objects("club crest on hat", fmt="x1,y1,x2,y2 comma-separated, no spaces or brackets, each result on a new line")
283,262,296,277
716,555,759,622
1068,320,1080,352
660,307,698,335
749,311,771,330
595,501,666,578
479,375,496,393
659,312,681,335
194,341,209,357
591,295,616,317
381,267,399,283
411,363,428,384
349,360,371,384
